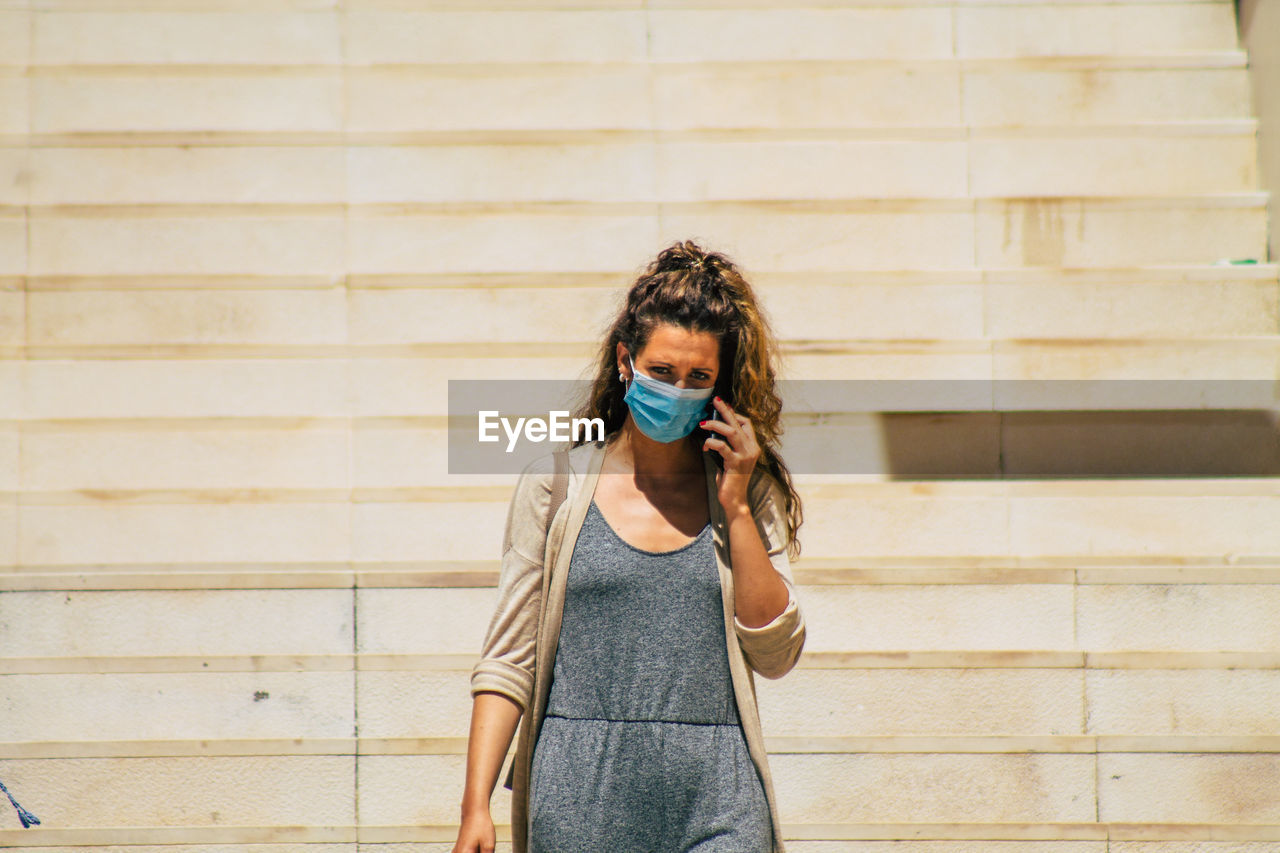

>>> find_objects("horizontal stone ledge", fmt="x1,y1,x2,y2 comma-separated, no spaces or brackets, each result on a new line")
8,563,1280,591
11,338,1280,360
8,193,1270,218
0,0,1244,12
9,822,1271,847
6,476,1280,507
0,51,1248,76
4,650,1279,674
6,735,1280,760
3,263,1277,291
0,122,1260,147
0,826,359,848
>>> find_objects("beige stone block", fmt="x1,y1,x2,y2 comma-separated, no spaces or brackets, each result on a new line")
957,5,1239,58
0,360,18,419
993,337,1280,381
1,672,354,741
1099,753,1280,823
649,9,952,61
772,753,1096,823
756,668,1084,738
655,65,963,130
971,135,1259,197
349,286,618,344
659,208,975,271
347,66,651,132
986,279,1280,338
358,670,472,739
1001,411,1280,480
0,74,27,135
354,501,511,563
975,198,1268,266
360,754,509,826
348,212,659,274
0,287,21,345
24,359,351,418
354,425,452,489
22,425,350,491
0,423,15,491
759,281,984,340
357,588,496,656
0,11,29,67
349,144,656,204
30,215,346,276
964,68,1254,126
346,10,646,63
29,289,348,345
0,215,25,274
781,493,1009,559
0,502,13,567
1078,584,1280,652
1086,669,1280,735
779,346,995,382
0,756,353,827
31,72,343,133
0,148,26,205
0,589,353,656
30,147,346,204
351,356,593,418
32,10,341,64
19,503,352,566
1011,495,1280,558
778,412,1002,479
801,585,1076,652
658,140,968,200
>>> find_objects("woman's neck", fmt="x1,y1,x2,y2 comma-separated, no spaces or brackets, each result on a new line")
608,420,704,482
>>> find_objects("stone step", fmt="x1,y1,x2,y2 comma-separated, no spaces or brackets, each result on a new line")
0,750,1275,840
2,576,1277,657
1,5,1240,68
8,56,1254,139
2,336,1274,426
12,265,1274,348
6,666,1278,742
3,125,1260,207
0,195,1268,275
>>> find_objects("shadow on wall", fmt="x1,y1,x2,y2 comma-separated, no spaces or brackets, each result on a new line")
1238,0,1280,262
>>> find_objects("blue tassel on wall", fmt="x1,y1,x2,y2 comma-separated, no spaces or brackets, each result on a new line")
0,778,40,828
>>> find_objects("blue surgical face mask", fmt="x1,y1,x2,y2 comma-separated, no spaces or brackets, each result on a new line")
622,355,715,443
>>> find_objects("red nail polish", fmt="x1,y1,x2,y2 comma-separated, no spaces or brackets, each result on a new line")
714,396,721,402
699,420,706,426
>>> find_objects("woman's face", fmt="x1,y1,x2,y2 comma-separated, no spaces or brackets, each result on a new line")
619,323,720,391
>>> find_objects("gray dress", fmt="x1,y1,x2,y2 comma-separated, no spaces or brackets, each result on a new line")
529,499,772,853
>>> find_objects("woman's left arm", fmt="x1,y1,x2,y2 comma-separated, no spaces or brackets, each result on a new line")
702,397,806,678
724,496,790,628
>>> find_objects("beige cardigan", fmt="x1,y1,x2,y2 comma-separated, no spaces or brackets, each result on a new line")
470,436,806,852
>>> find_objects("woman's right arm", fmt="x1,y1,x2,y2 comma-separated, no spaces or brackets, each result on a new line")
453,691,523,853
456,455,558,851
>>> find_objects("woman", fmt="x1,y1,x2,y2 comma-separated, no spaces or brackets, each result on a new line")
453,240,806,853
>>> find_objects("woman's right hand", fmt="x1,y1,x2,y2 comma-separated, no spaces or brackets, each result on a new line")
452,807,497,853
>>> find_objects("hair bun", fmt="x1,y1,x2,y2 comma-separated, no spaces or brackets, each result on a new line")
651,240,716,275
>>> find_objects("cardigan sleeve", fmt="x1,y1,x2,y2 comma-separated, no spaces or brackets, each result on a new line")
468,452,556,711
732,467,806,680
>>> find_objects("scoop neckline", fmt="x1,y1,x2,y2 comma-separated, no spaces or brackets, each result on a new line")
589,499,711,556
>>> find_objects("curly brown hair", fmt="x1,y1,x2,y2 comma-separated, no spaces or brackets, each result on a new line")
568,239,803,560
